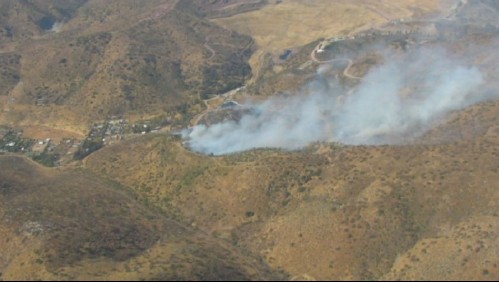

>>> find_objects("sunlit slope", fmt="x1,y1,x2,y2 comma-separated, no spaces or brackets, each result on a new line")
0,0,253,133
212,0,447,82
86,98,499,280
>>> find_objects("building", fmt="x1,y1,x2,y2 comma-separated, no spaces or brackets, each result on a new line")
32,141,48,153
221,101,241,109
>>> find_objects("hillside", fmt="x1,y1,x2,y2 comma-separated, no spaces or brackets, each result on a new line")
85,98,499,280
0,0,254,133
0,155,285,280
1,0,499,280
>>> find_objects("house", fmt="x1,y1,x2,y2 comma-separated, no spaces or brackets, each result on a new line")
279,49,292,60
221,100,241,109
32,141,48,153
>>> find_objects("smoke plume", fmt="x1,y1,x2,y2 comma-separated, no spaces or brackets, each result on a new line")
49,22,64,33
183,47,492,155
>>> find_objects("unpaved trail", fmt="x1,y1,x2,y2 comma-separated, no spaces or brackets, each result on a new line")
204,36,216,60
342,59,363,80
191,96,220,126
190,86,246,126
363,3,393,21
142,0,179,22
311,51,363,81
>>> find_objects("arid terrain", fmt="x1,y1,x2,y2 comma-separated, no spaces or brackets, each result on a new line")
0,0,498,281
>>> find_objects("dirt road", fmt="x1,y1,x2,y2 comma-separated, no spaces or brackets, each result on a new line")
204,36,216,60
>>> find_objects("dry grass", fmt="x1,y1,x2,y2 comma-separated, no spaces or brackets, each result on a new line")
0,155,283,280
213,1,383,53
383,216,499,280
212,0,446,81
20,125,84,143
0,0,254,132
1,0,498,280
85,103,499,279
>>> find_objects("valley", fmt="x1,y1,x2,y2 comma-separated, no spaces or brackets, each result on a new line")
0,0,498,280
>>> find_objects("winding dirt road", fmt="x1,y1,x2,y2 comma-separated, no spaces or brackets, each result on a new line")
191,96,219,126
202,27,237,61
204,36,216,60
190,86,245,126
311,50,363,81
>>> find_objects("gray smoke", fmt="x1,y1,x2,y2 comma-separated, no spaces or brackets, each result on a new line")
182,48,491,155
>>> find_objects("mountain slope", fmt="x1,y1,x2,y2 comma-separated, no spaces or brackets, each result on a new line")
0,0,254,132
85,99,499,280
0,155,285,280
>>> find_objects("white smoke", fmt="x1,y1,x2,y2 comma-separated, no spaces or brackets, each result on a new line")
183,48,491,155
49,22,64,33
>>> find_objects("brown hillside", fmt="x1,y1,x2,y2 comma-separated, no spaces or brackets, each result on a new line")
0,0,254,133
1,0,499,280
0,155,285,280
85,98,499,280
